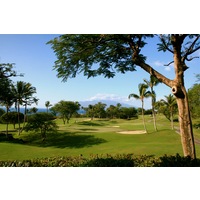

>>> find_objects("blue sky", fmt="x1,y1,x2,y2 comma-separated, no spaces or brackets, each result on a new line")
0,34,199,109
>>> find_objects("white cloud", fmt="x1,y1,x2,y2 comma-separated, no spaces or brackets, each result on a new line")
85,93,151,108
87,93,127,102
164,66,171,71
153,60,172,71
154,61,163,67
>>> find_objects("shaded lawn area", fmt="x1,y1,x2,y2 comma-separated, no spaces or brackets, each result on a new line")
21,131,107,148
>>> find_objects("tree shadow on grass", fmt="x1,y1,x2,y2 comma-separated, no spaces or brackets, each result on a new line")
22,131,107,149
77,121,105,126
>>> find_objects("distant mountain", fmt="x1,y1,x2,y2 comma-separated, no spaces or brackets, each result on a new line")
79,100,133,108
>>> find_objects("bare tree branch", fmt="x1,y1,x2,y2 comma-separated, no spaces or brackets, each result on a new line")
164,61,174,66
186,56,199,61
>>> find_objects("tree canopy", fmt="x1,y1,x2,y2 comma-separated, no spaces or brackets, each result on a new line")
47,34,200,86
47,34,152,81
52,101,80,124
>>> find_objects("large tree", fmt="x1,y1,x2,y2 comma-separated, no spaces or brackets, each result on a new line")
0,63,19,103
48,34,200,159
24,113,58,142
52,101,80,124
0,78,15,136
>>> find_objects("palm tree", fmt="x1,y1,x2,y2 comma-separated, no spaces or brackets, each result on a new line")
161,94,177,130
29,107,38,114
129,83,151,133
144,75,160,131
12,81,37,135
45,101,52,113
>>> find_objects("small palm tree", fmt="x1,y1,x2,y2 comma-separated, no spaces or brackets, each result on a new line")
144,75,160,131
161,94,177,130
129,83,151,133
45,101,52,113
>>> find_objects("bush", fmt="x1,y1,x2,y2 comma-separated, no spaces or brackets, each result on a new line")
0,112,24,128
1,153,200,167
154,153,200,167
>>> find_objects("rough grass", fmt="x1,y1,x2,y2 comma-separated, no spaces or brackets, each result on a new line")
0,115,200,161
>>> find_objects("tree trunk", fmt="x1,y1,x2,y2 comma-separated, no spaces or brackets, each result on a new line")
152,108,157,131
170,36,196,159
22,103,27,132
17,102,21,136
141,100,147,133
151,87,157,132
173,86,196,159
5,105,9,137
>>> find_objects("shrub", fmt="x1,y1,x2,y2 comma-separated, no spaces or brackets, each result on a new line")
0,112,24,128
0,154,200,167
154,153,200,167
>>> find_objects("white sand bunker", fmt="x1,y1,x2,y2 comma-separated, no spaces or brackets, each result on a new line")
117,130,146,134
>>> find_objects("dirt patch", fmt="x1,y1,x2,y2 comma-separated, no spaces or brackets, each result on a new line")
117,130,146,134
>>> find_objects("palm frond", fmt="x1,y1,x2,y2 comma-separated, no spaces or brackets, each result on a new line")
128,93,140,99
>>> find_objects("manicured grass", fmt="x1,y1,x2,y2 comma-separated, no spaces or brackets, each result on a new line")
0,115,200,161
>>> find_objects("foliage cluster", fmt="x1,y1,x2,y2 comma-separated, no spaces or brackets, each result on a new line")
1,112,24,128
50,100,80,124
24,112,58,141
0,154,200,167
83,102,138,120
188,84,200,118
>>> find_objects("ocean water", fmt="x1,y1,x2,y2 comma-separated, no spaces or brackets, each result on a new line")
0,107,86,114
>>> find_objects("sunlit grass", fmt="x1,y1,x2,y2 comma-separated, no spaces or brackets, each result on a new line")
0,115,200,161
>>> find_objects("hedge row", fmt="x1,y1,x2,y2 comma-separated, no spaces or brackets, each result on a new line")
0,153,200,167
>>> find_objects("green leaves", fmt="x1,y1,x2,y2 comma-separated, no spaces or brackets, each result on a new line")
1,153,199,167
24,113,58,140
51,101,80,124
47,34,152,81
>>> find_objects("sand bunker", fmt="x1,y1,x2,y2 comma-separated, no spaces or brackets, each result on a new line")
117,130,146,134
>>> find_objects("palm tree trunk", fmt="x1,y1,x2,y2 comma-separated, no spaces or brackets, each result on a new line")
141,100,147,133
22,103,27,132
151,98,157,131
17,102,21,135
5,104,9,137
